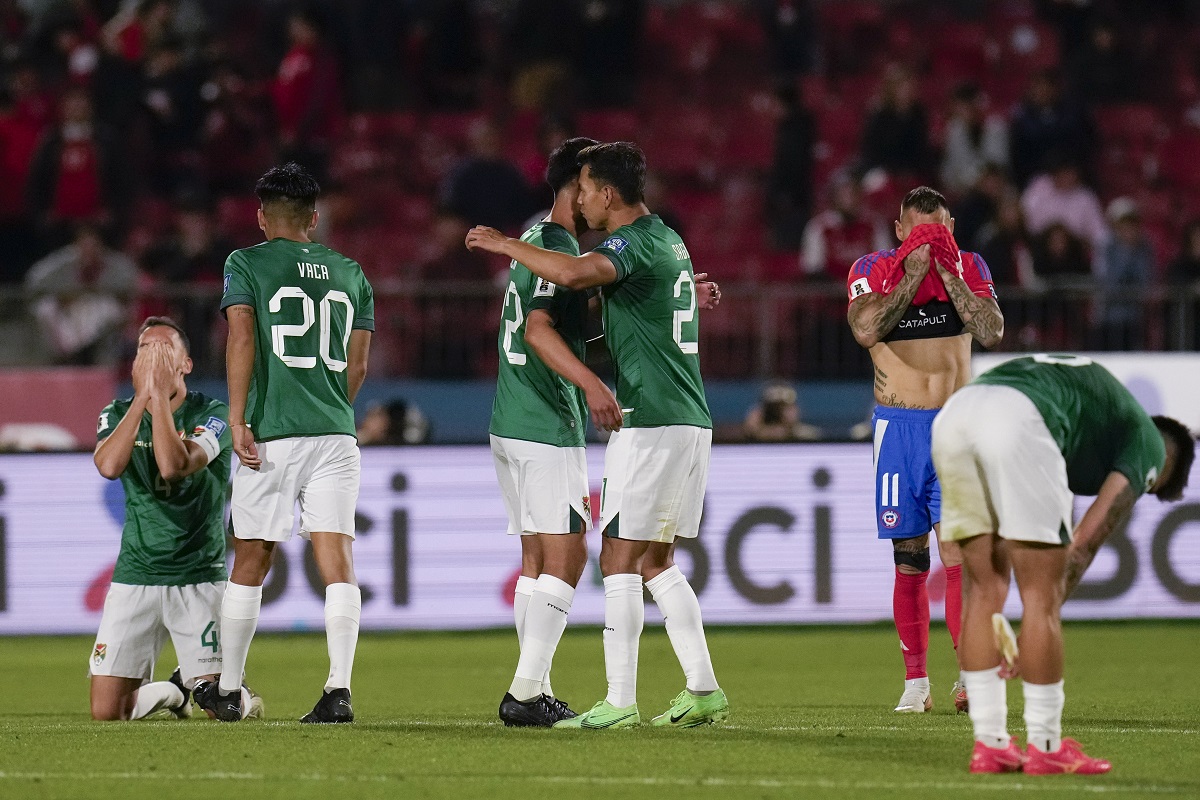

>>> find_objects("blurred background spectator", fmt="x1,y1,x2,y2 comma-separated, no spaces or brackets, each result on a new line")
939,83,1009,197
742,382,822,442
357,398,431,445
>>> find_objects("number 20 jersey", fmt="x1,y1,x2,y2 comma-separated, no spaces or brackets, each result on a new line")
221,238,375,441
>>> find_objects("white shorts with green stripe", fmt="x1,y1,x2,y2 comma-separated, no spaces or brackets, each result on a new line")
490,435,591,535
599,425,711,543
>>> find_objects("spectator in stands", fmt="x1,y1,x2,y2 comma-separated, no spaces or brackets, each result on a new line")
25,223,137,365
800,174,888,282
953,163,1010,253
140,36,205,196
0,70,49,282
415,213,495,378
939,83,1009,197
26,87,125,251
759,0,817,78
974,191,1033,289
508,0,580,109
200,61,273,196
1168,220,1200,286
357,399,432,446
859,64,932,180
1067,18,1136,106
522,113,574,196
742,382,822,442
102,0,174,65
271,6,343,182
1009,69,1094,187
766,81,815,250
441,119,535,233
1029,222,1092,286
1096,197,1155,349
1020,157,1107,253
578,0,644,107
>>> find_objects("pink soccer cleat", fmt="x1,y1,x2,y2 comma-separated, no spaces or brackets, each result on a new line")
969,738,1026,774
1024,739,1112,775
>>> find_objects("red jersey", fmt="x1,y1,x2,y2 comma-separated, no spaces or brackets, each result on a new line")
846,248,997,342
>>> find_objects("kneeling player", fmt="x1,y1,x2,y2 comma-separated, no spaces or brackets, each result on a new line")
91,317,262,720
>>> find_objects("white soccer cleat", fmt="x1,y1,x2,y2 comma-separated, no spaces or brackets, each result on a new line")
992,613,1020,677
894,677,932,713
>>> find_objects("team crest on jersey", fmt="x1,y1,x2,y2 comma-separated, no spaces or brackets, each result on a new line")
533,278,556,298
850,278,872,298
601,236,629,254
881,510,900,529
92,643,107,666
581,495,591,519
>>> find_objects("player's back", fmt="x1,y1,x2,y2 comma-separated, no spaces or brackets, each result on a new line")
595,214,711,429
222,238,375,442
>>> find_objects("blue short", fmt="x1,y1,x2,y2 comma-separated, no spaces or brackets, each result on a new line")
872,405,940,540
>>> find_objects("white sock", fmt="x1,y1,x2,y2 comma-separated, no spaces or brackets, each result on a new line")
130,681,185,720
509,574,574,702
602,573,644,708
646,566,719,693
514,575,535,647
962,666,1009,749
324,583,361,692
1023,679,1065,753
218,582,262,694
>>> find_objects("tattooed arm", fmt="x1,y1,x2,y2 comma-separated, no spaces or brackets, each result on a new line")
847,246,932,348
1065,473,1138,597
935,261,1004,349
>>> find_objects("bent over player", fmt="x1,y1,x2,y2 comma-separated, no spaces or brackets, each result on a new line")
469,142,728,729
847,186,1004,713
211,162,374,723
91,316,261,721
932,354,1194,774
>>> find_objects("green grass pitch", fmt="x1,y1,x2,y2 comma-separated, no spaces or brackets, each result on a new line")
1,622,1197,799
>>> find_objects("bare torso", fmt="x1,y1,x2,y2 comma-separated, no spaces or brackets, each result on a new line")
869,333,973,409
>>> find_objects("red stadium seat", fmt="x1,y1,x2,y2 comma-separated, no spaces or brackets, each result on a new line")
1158,132,1200,191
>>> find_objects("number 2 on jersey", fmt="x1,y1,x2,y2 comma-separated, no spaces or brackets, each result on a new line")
501,281,527,366
673,270,698,354
268,286,355,372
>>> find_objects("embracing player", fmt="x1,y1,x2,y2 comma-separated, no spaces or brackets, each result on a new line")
846,186,1004,713
208,162,374,723
91,316,262,721
469,142,728,729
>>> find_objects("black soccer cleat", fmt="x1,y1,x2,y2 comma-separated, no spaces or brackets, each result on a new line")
193,679,242,722
498,693,562,728
167,667,193,719
300,688,354,723
547,696,578,722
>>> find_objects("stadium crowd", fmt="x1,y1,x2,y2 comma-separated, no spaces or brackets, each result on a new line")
2,0,1200,377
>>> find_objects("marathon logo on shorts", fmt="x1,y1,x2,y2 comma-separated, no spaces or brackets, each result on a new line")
92,643,106,666
533,278,556,298
601,236,629,255
850,278,872,298
201,416,228,439
881,510,900,529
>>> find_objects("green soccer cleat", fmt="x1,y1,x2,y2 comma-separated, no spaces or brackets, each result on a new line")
651,688,730,728
552,699,640,730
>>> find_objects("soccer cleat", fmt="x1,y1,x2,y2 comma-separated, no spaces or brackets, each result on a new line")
894,677,933,712
167,668,193,719
546,696,578,722
192,680,242,722
992,613,1019,677
553,699,640,730
651,688,730,728
969,738,1026,774
300,688,354,723
1023,738,1112,775
498,693,560,728
242,684,265,720
951,680,969,714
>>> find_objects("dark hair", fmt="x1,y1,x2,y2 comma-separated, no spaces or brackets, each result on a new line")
1152,416,1195,501
901,186,950,216
139,316,190,353
546,136,599,193
577,142,646,205
255,162,319,224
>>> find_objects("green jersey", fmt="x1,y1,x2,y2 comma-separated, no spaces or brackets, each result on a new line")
489,221,589,446
593,215,711,429
975,355,1165,496
221,238,375,441
96,392,231,586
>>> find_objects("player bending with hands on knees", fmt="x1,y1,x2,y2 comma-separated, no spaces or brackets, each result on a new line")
207,162,374,723
91,317,262,721
469,141,728,729
846,186,1004,714
932,354,1194,774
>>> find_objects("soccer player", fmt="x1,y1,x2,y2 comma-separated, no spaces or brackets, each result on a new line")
846,186,1004,713
211,162,374,723
91,316,262,721
467,141,729,729
491,136,622,727
932,354,1195,774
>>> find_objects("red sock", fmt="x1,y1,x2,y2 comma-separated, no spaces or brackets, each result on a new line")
944,564,963,650
894,568,930,679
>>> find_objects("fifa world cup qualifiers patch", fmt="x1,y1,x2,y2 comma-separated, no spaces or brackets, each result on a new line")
601,236,629,254
92,643,107,666
223,274,231,295
533,278,557,298
201,416,228,439
850,278,872,298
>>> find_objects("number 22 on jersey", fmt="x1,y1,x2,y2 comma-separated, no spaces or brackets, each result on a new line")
673,270,698,354
268,286,355,372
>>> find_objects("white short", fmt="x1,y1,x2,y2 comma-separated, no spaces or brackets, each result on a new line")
490,435,591,535
932,384,1074,546
231,435,360,542
599,425,711,543
89,582,225,685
